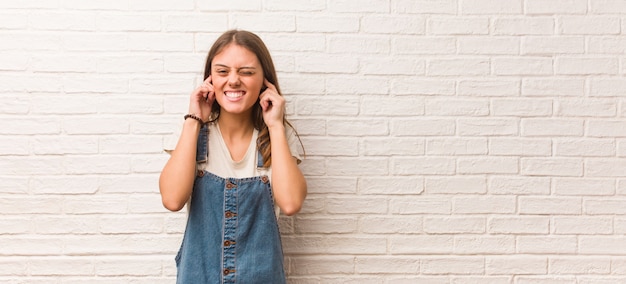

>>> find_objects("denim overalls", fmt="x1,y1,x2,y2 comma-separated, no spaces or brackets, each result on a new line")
175,124,286,284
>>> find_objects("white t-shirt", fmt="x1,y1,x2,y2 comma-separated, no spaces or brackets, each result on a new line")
165,121,302,180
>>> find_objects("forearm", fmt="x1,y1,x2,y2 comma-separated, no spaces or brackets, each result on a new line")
269,125,307,216
159,119,202,211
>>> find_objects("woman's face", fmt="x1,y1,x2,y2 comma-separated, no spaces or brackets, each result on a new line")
211,44,264,116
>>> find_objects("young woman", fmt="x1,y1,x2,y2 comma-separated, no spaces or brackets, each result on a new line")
159,30,307,284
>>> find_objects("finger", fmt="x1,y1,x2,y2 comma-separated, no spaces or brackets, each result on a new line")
264,78,277,92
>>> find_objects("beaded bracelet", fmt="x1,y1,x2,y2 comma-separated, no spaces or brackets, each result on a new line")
184,113,205,124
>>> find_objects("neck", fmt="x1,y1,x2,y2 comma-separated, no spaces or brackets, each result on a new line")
217,111,255,139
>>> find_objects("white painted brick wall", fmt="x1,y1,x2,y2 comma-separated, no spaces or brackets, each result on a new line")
1,0,625,283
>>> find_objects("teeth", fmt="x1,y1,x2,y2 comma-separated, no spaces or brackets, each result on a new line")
225,91,244,98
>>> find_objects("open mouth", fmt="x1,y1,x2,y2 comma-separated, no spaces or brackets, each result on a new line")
224,91,244,98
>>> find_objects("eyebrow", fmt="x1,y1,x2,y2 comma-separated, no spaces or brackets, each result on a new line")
213,64,257,70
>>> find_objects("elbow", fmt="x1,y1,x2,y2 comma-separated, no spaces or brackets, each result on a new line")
161,195,186,212
280,204,302,216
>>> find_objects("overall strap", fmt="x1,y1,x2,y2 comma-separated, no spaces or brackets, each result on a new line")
256,150,264,169
196,123,209,163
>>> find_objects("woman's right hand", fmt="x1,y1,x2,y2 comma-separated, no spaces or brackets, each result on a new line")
188,76,215,122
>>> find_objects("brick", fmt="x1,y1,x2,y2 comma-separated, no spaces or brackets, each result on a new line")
355,257,419,274
521,158,583,177
451,277,514,284
427,58,490,76
421,257,485,274
486,256,547,275
587,121,626,137
453,196,516,214
521,119,583,137
326,157,388,176
30,258,94,276
63,33,127,51
231,13,296,32
0,177,29,194
389,236,454,254
555,57,619,75
358,177,424,195
288,256,355,275
586,159,626,177
307,177,357,193
580,237,626,255
329,35,390,54
458,80,521,97
0,53,29,71
455,236,515,254
361,15,425,34
589,79,626,97
0,137,29,156
426,138,488,155
99,216,163,234
326,196,389,214
559,16,620,35
0,13,28,29
519,197,582,214
96,257,163,276
0,157,64,176
362,137,424,156
0,217,31,235
296,54,359,74
461,0,522,14
393,0,457,14
585,198,626,214
424,217,486,234
97,13,161,32
300,137,358,156
128,33,193,52
391,78,456,95
457,157,519,174
33,216,98,235
393,36,456,54
327,0,390,13
361,96,425,116
493,17,555,35
129,0,193,10
0,95,29,114
554,178,615,196
525,0,587,14
523,78,585,97
282,236,387,255
197,0,261,11
555,139,616,157
29,11,96,31
392,118,456,136
429,17,489,35
0,258,28,275
390,196,451,214
516,277,577,284
326,77,389,95
392,157,456,175
492,57,553,75
556,99,617,117
457,118,519,136
488,216,549,234
361,56,425,75
590,0,626,13
425,176,487,194
552,217,613,234
294,216,357,234
360,215,422,234
31,176,98,195
522,36,585,55
517,236,578,254
296,15,359,33
490,138,552,156
63,75,129,93
425,98,489,116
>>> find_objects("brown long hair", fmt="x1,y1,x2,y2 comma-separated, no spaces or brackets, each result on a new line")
203,30,302,167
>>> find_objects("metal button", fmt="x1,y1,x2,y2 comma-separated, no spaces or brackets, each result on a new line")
226,182,236,189
223,269,235,275
225,211,236,218
224,240,235,246
261,176,269,184
197,170,204,177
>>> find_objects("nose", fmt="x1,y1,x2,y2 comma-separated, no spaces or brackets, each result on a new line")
227,72,240,86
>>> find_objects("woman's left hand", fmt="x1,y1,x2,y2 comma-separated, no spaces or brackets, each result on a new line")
259,79,285,129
